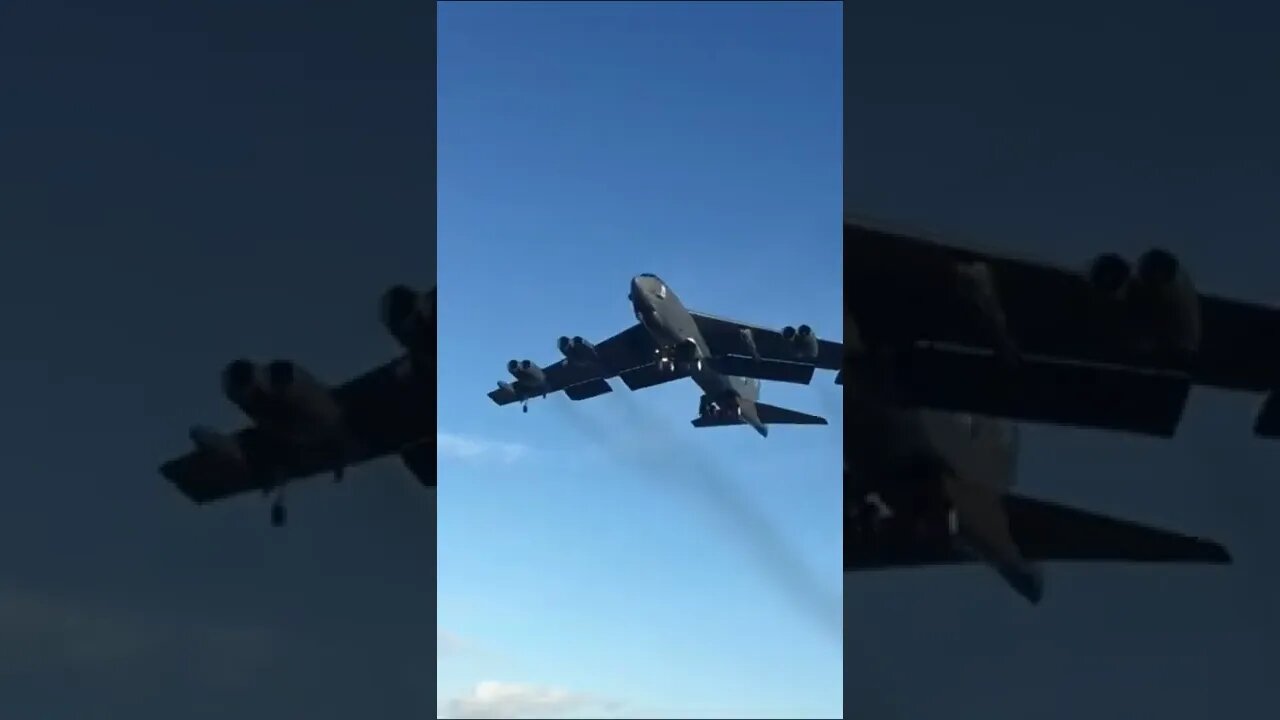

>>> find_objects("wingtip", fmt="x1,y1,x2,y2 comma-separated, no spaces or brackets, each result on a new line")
1205,543,1233,564
157,460,178,483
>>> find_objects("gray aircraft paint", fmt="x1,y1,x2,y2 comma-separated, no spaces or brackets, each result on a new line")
848,383,1042,600
630,276,755,397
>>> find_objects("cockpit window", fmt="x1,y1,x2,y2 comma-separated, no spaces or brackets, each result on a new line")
655,283,667,299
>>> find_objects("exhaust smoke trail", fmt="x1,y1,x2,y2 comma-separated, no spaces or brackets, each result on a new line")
549,393,899,719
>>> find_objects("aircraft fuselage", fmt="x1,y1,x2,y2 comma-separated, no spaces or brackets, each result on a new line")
846,381,1044,603
629,273,742,402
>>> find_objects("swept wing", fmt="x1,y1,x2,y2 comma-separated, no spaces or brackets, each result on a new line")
161,357,435,503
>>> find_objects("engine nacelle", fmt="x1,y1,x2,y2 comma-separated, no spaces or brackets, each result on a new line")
380,284,435,353
222,359,271,416
781,324,819,360
506,359,546,386
1127,248,1202,356
1088,253,1132,296
557,335,599,365
264,360,345,436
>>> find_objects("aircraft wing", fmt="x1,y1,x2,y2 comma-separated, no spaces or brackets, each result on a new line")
846,219,1280,394
887,343,1191,437
689,311,844,371
845,493,1231,571
486,363,615,406
488,323,662,406
161,356,436,503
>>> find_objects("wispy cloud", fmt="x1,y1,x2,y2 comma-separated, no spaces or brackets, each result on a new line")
438,627,469,657
437,432,529,464
444,680,619,719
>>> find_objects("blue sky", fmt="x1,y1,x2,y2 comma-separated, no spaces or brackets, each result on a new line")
437,3,842,718
847,1,1280,718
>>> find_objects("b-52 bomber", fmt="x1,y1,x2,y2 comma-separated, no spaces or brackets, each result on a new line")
488,274,841,437
838,217,1248,603
159,284,436,527
844,216,1280,439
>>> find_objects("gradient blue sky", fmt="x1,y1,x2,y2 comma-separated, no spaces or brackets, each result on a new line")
846,1,1280,718
437,3,842,718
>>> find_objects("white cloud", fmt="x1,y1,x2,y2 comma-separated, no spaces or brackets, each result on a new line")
445,680,610,719
437,432,529,464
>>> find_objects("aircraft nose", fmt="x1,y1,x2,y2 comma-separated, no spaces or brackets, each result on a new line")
629,276,647,304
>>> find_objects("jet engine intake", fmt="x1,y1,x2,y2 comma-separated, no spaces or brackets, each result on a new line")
506,359,546,385
263,360,345,436
782,324,819,360
222,359,270,415
1126,248,1203,357
380,284,435,352
557,336,599,365
1088,253,1131,296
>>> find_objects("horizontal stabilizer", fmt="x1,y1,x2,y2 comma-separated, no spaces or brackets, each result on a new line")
691,402,827,428
846,492,1231,572
400,439,435,487
893,343,1191,437
1003,494,1232,564
712,355,817,385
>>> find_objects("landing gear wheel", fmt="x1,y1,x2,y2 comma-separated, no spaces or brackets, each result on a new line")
522,404,528,414
270,502,287,528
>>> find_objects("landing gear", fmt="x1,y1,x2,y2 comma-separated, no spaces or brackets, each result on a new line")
655,353,700,373
522,402,528,413
852,480,955,550
270,499,287,528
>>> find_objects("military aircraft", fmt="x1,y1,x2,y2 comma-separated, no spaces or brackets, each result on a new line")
158,284,436,527
488,273,841,437
844,216,1280,439
843,368,1231,604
